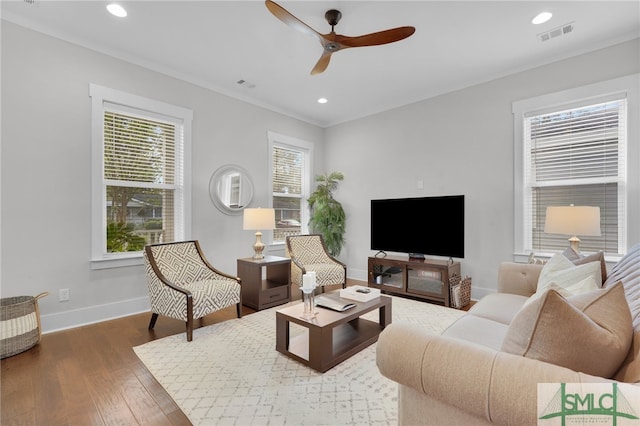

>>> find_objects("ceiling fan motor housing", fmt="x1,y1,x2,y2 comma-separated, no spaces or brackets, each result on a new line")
325,9,342,28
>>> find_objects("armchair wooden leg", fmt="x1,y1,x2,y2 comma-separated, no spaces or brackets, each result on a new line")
236,302,242,318
186,318,193,342
148,313,159,330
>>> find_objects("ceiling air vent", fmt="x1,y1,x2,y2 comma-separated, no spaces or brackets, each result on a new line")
236,79,256,89
539,23,574,43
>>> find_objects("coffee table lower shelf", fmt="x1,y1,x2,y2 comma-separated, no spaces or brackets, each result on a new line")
275,295,392,373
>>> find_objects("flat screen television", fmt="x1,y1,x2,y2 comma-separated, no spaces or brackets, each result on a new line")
371,195,464,259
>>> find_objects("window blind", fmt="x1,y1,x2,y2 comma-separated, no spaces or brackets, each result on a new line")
525,99,626,254
104,111,176,185
272,146,302,195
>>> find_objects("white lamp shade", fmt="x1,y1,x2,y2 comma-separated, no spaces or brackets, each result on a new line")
544,206,601,237
243,208,276,230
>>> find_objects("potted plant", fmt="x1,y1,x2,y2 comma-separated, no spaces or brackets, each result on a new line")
308,172,346,256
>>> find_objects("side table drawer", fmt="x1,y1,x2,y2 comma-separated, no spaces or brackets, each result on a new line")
262,285,289,304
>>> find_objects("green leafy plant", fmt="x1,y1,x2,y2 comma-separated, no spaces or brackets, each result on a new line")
308,172,346,256
107,222,146,252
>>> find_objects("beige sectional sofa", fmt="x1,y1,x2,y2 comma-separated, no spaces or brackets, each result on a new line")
377,243,640,425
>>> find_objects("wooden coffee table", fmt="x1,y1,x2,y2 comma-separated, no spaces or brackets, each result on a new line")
275,292,392,372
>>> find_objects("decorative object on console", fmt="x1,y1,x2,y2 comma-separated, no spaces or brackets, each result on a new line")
243,208,276,260
544,205,601,254
448,274,471,309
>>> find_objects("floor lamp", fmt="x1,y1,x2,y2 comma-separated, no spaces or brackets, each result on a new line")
544,205,601,254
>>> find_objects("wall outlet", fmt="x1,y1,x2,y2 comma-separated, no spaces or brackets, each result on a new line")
59,288,70,302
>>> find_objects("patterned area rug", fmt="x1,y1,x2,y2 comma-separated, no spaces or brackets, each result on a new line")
133,296,465,425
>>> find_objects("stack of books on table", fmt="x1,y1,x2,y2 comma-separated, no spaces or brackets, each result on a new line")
339,285,381,302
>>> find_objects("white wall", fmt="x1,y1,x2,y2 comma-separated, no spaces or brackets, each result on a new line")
1,21,324,332
325,38,640,298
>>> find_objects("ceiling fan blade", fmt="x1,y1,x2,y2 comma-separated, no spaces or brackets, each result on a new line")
265,0,325,45
339,26,416,48
310,51,332,75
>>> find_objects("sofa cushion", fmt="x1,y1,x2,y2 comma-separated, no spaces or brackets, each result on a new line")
443,314,509,351
501,282,632,378
467,293,528,325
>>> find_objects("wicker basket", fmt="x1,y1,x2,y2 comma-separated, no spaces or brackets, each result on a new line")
449,274,471,309
1,292,48,359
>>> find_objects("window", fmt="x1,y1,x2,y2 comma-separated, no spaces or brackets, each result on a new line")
90,84,192,268
513,75,639,258
267,131,313,245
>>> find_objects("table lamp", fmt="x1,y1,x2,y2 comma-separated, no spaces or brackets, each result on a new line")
243,208,276,260
544,205,601,254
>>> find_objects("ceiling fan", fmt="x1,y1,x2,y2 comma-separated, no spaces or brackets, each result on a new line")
265,0,415,75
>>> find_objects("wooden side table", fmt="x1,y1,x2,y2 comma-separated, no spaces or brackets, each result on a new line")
237,256,291,310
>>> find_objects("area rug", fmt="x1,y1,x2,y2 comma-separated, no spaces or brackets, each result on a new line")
133,296,465,425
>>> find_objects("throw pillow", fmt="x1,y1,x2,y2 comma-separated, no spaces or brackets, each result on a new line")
537,253,602,293
501,282,633,378
562,248,608,286
571,251,607,287
562,247,581,261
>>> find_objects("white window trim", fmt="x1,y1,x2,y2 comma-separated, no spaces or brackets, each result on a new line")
267,131,314,248
89,84,192,269
512,74,639,262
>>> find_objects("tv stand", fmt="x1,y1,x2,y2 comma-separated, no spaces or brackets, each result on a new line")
368,255,460,307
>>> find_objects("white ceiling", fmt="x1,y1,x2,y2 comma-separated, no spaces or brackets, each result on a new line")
2,1,639,127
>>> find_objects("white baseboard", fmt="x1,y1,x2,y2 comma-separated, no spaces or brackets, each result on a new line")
41,296,151,334
348,267,368,282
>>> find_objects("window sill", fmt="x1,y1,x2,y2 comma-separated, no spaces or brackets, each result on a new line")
91,253,144,270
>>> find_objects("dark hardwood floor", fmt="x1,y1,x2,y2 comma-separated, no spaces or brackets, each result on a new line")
1,302,251,426
1,281,473,425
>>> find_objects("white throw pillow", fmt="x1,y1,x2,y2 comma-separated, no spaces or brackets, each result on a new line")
537,253,602,293
523,253,601,307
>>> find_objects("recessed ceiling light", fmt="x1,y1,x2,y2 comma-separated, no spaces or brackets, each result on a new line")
532,12,552,25
107,4,127,18
317,98,328,104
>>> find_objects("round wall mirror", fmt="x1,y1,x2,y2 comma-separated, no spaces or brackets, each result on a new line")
209,164,254,215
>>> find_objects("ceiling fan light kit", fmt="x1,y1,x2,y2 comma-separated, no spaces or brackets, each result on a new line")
265,0,415,75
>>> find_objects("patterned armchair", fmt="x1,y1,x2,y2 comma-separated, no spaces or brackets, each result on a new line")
286,234,347,292
144,241,242,341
